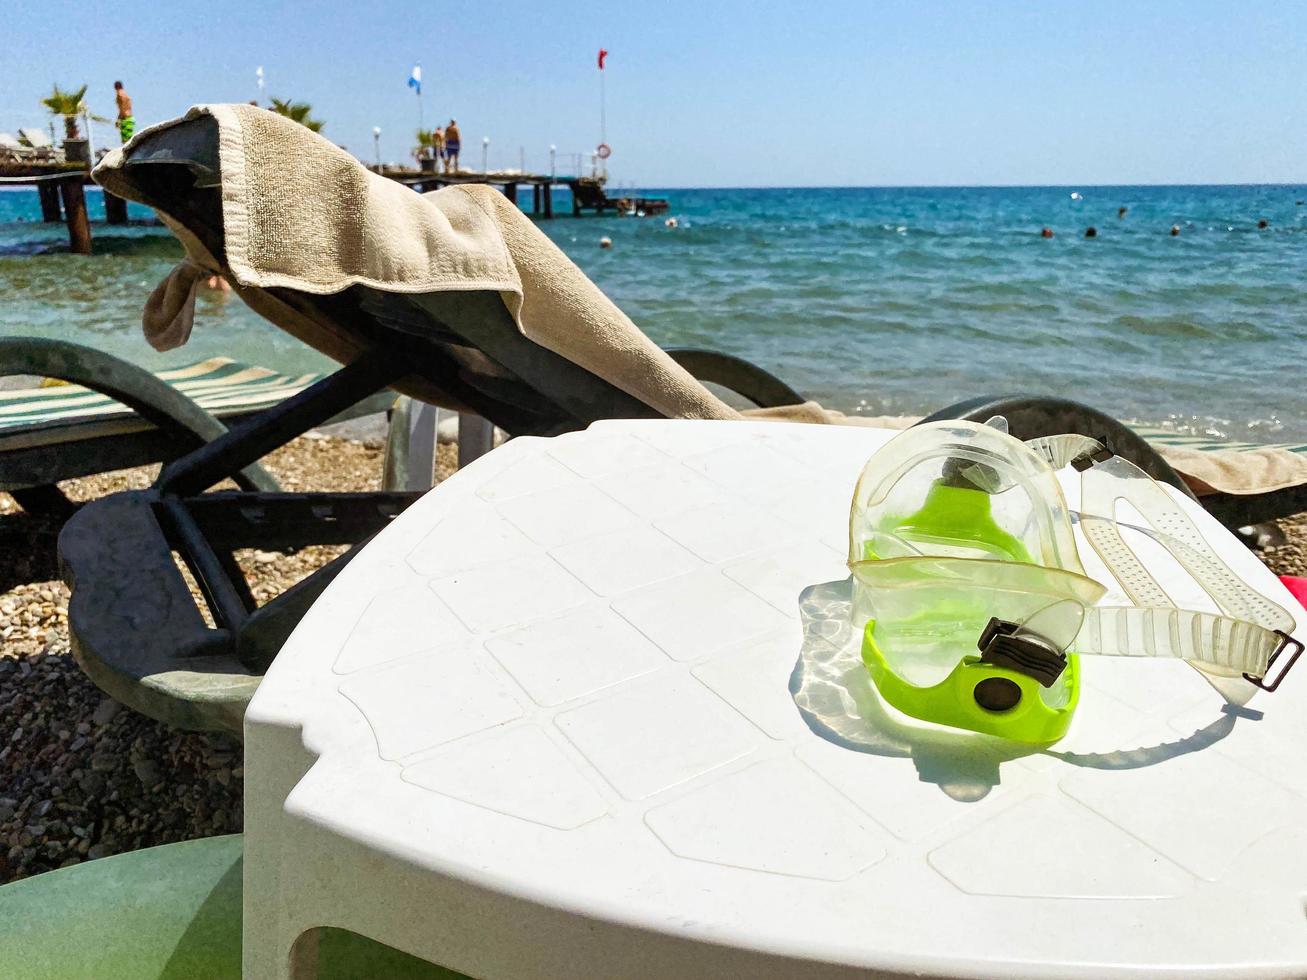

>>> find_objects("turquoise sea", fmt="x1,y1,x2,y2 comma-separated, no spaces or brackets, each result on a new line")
1,183,1304,440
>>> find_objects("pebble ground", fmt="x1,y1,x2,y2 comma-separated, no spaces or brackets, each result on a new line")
0,434,456,883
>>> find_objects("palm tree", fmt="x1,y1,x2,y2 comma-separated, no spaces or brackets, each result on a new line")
269,98,324,133
414,128,437,164
41,84,89,140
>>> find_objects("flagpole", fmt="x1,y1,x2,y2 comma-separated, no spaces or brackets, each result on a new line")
599,63,607,147
597,49,609,180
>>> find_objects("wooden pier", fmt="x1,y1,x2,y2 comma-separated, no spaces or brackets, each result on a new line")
376,167,669,218
0,158,669,256
0,162,130,255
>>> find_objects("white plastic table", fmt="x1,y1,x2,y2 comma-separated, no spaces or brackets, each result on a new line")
244,419,1307,979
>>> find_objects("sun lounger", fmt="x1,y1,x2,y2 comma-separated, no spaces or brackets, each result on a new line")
61,104,1307,736
12,128,60,164
0,339,395,516
17,128,53,149
0,133,29,159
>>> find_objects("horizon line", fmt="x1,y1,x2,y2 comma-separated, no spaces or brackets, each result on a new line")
621,180,1307,191
3,179,1306,197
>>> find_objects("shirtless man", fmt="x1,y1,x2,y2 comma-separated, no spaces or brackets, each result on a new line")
114,82,135,143
444,119,460,173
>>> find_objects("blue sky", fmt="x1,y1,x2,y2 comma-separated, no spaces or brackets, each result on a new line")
4,1,1304,187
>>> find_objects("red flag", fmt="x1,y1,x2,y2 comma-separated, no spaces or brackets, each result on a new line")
598,48,608,70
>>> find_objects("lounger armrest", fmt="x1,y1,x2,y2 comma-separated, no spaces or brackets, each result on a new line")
921,394,1195,499
664,348,805,409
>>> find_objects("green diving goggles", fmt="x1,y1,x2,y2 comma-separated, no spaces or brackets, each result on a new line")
847,420,1301,744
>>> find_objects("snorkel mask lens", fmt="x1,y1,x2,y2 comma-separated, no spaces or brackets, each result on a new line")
849,422,1106,743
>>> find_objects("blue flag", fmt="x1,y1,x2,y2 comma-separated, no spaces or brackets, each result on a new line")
408,64,421,96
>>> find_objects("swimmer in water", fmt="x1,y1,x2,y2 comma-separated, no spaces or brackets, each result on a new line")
1084,227,1097,238
1170,225,1180,237
1118,206,1128,218
1040,227,1054,238
665,217,678,228
599,236,613,249
1258,218,1269,229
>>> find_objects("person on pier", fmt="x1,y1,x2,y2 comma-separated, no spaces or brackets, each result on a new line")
114,82,135,144
432,126,445,168
444,119,460,173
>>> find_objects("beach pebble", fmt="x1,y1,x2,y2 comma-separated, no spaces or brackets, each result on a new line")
92,698,121,727
132,758,161,787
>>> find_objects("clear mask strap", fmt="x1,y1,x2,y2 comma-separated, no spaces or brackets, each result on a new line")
1068,450,1297,686
1077,605,1285,677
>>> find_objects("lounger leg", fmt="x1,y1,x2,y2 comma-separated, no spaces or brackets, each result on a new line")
458,413,495,468
10,483,77,519
407,401,440,490
382,398,441,491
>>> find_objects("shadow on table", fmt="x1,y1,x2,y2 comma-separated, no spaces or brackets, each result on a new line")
790,578,1254,800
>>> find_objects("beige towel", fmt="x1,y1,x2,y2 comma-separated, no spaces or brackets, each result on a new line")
94,103,734,423
93,104,1307,500
1158,445,1307,497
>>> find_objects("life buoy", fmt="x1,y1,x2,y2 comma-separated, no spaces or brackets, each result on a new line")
596,143,612,160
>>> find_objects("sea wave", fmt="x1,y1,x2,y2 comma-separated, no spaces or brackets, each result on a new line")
3,182,1306,440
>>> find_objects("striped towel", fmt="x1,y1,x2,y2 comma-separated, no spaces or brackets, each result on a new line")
1130,425,1307,457
0,357,322,430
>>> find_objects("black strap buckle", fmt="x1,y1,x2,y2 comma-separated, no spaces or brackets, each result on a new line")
977,617,1068,688
1070,439,1114,472
1243,630,1303,693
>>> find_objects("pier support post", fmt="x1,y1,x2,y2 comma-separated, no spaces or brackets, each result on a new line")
573,192,581,217
532,184,541,214
38,183,62,222
103,190,128,225
543,183,553,219
502,182,517,208
59,180,92,255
